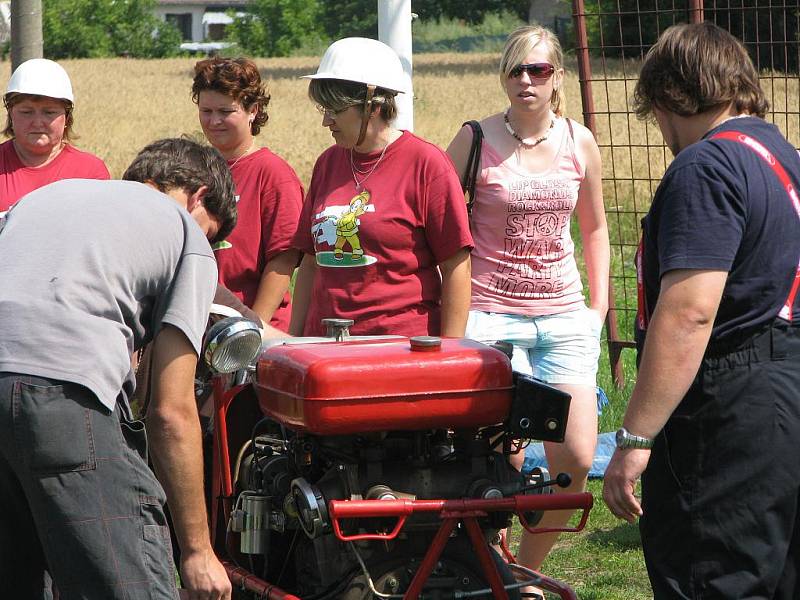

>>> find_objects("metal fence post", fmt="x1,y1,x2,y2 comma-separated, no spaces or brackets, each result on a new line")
572,0,628,387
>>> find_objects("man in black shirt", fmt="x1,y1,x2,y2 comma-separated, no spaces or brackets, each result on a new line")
603,22,800,599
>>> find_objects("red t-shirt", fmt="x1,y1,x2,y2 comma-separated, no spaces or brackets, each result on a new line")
0,140,110,211
293,131,473,337
213,147,304,332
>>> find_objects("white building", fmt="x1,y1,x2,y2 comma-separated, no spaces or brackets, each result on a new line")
154,0,248,43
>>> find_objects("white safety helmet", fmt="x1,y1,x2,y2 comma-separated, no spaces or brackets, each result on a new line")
5,58,74,103
302,37,407,94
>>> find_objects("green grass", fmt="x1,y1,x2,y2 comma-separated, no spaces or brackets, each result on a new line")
412,11,527,53
509,480,652,599
517,211,647,597
500,315,646,598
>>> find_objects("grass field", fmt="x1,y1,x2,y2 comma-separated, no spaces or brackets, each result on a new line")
2,51,798,598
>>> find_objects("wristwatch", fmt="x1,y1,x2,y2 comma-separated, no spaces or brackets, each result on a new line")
615,427,654,450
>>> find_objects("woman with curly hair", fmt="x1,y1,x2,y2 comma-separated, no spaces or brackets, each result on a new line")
192,57,303,331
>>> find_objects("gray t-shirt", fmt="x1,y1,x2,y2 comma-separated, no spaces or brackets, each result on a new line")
0,179,217,412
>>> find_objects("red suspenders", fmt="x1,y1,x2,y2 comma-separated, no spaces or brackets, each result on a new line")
636,130,800,331
712,131,800,322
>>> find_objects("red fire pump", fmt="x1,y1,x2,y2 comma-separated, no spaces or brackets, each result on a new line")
201,318,593,600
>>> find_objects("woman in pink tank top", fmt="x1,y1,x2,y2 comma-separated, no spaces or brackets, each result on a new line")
447,26,609,588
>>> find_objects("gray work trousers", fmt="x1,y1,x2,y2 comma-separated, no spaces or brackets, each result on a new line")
0,373,180,599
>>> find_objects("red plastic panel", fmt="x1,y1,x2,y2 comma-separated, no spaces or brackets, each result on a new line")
255,338,513,434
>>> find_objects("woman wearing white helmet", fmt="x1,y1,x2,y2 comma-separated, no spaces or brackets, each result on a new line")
289,37,472,337
1,58,109,212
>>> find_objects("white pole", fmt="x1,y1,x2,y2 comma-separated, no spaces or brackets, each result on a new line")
377,0,413,132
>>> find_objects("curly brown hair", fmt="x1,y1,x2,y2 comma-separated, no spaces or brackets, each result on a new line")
191,57,270,135
633,22,768,120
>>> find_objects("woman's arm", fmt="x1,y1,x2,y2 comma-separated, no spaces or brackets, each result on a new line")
439,248,472,337
288,253,317,336
574,126,610,319
251,249,300,326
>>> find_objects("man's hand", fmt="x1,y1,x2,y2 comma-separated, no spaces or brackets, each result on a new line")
602,448,651,523
181,549,232,600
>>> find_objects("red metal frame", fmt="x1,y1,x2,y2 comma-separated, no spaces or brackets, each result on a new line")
210,378,250,548
210,380,593,599
329,494,592,600
222,561,302,600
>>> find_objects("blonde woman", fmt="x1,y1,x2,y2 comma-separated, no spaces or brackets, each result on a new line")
447,25,609,582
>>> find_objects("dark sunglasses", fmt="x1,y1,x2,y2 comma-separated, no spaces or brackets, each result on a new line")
508,63,555,79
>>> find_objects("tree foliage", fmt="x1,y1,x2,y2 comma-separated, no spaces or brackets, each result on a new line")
227,0,325,57
585,1,799,72
229,0,531,56
43,0,181,59
413,0,528,25
318,1,378,39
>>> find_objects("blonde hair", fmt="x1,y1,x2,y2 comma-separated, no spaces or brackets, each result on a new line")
500,26,566,117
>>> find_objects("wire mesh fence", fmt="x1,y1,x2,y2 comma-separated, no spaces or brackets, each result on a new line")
570,0,800,383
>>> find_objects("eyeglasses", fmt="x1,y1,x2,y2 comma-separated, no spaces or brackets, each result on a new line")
315,105,352,120
508,63,555,79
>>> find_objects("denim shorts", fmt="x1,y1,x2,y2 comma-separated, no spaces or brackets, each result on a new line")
465,307,602,385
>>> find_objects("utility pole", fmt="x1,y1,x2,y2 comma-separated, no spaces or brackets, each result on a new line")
377,0,414,132
11,0,43,71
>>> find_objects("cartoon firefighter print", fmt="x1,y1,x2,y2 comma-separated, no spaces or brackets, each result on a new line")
311,190,378,267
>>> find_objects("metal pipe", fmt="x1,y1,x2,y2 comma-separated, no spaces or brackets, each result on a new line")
221,561,302,600
10,0,43,71
402,518,457,599
378,0,414,132
690,0,704,24
572,0,627,386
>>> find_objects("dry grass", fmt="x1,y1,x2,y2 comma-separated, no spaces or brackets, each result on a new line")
0,54,597,182
3,52,797,342
2,54,797,189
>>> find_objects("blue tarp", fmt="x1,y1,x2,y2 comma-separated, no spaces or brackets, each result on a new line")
522,431,616,479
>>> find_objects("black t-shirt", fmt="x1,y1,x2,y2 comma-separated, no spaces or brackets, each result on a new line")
639,116,800,346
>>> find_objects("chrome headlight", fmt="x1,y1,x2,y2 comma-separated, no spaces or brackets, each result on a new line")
203,317,262,374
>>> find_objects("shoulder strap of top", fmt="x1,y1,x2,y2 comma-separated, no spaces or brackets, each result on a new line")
461,120,483,215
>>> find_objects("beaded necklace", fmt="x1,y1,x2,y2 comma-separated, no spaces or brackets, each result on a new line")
503,109,554,148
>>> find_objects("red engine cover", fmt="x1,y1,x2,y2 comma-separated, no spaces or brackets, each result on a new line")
255,337,513,435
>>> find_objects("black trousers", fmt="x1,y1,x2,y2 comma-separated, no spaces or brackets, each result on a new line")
0,373,179,600
640,323,800,599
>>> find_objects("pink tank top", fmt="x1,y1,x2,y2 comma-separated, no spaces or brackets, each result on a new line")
470,117,586,316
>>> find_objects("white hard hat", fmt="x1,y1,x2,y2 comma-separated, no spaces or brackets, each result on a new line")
5,58,74,103
302,37,407,94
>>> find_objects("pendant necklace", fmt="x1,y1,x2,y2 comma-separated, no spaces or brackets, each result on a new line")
229,140,255,169
350,142,389,191
504,109,554,148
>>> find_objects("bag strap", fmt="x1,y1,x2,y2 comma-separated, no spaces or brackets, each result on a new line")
461,120,483,214
566,117,574,141
711,130,800,322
